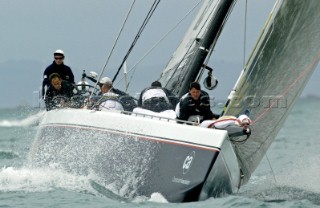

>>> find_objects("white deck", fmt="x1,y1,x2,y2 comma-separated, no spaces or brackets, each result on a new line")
41,108,229,149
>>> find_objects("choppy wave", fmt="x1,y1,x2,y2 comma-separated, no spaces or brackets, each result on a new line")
0,111,45,127
239,154,320,205
0,166,168,204
0,166,94,193
246,186,320,205
0,151,19,160
89,180,168,203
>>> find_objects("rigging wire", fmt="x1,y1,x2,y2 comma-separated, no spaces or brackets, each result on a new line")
112,0,161,83
115,1,202,90
265,153,281,197
89,0,136,98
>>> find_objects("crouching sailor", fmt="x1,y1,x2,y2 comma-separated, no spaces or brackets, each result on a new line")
45,73,77,111
99,77,137,111
97,80,125,111
133,81,177,119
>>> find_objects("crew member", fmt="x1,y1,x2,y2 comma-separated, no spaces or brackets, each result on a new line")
176,81,219,122
138,81,177,113
42,49,74,97
90,77,137,111
45,73,76,111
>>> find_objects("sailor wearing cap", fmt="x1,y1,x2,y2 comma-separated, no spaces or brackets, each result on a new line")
96,77,137,112
42,49,75,98
99,77,126,96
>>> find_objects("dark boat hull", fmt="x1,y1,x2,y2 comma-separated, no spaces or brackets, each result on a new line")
27,109,240,202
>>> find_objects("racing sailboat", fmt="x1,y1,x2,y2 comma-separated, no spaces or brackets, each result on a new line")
27,0,320,202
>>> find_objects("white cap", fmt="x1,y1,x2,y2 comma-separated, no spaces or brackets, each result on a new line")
54,49,64,56
100,77,112,85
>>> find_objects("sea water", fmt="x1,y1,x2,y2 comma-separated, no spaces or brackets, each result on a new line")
0,98,320,208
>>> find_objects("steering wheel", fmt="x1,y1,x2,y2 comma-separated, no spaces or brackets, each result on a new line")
74,84,98,96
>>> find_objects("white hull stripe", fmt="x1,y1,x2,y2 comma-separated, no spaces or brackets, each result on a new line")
41,123,221,152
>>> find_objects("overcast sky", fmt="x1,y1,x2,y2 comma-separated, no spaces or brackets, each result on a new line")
0,0,319,108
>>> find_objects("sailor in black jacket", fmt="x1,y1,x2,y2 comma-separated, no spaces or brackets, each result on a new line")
45,73,76,111
42,49,74,97
177,82,220,122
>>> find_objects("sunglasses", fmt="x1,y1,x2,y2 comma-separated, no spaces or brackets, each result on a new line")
54,57,64,60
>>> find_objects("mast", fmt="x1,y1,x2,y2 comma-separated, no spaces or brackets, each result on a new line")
159,0,236,97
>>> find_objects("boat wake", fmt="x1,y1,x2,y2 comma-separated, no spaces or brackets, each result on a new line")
0,166,168,203
89,179,168,203
89,180,128,201
0,166,94,193
0,110,45,127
